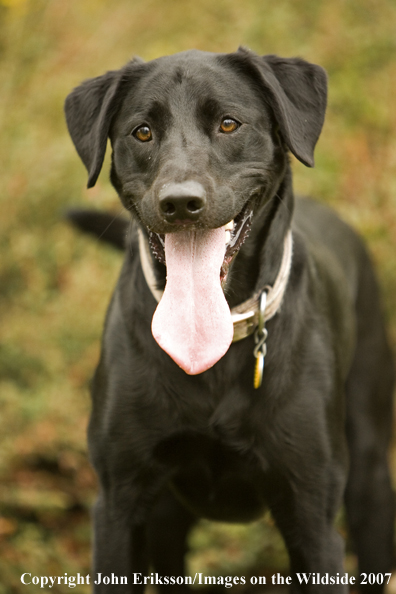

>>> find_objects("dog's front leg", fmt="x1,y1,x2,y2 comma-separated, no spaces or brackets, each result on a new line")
92,478,160,594
266,468,348,593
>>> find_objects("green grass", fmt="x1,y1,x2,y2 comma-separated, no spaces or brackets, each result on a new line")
1,0,396,589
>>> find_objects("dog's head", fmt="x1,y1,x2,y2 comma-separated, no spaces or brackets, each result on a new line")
65,48,327,375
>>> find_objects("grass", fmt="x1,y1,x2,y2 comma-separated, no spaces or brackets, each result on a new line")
1,0,396,590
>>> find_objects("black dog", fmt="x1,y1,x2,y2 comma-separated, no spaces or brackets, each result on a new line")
65,48,394,592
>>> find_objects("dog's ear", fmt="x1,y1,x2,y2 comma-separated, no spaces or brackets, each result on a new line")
238,50,327,167
64,70,124,188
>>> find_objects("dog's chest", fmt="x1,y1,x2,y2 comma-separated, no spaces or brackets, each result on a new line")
155,431,267,523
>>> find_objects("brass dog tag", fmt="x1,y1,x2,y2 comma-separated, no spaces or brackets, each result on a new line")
254,351,265,389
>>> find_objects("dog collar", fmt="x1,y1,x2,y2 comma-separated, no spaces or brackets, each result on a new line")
137,228,293,344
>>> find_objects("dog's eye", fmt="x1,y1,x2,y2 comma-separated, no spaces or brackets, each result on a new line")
219,118,240,134
133,125,152,142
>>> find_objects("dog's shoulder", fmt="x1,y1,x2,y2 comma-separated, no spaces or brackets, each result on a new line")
293,196,369,291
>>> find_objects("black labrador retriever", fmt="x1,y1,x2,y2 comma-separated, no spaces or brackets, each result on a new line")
64,48,395,592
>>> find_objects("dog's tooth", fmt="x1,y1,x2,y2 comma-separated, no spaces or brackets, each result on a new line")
225,220,234,230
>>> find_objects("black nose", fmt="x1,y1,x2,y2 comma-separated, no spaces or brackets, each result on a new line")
159,181,206,223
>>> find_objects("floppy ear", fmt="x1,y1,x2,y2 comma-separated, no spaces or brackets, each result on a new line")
237,50,327,167
64,70,124,188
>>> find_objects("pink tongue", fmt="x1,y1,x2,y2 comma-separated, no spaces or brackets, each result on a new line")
151,228,233,374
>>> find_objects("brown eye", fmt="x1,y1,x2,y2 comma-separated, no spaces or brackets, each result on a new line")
219,118,240,134
133,125,152,142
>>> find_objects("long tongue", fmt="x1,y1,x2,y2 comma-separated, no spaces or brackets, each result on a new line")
151,227,233,374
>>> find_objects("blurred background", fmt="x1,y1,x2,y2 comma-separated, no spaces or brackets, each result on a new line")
1,0,396,591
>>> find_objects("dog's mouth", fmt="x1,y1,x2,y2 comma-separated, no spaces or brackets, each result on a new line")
148,203,253,285
148,203,253,376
